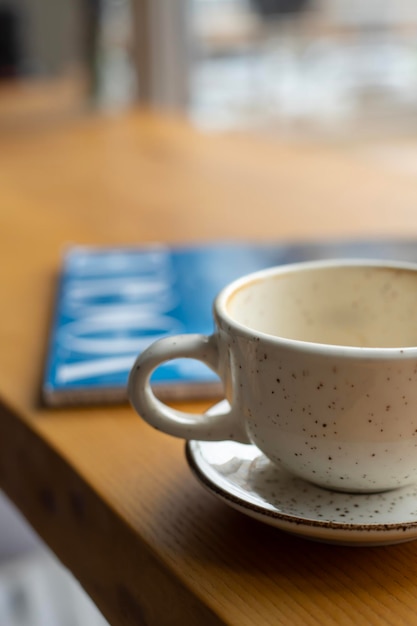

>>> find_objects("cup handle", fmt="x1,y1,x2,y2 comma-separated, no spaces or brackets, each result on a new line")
128,334,250,443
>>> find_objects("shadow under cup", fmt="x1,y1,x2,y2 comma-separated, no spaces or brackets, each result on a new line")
221,261,417,494
227,263,417,349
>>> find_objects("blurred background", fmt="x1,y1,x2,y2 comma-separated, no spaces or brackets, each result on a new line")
2,0,417,140
0,491,109,625
2,0,417,623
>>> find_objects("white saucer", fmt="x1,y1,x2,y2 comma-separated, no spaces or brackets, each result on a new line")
186,404,417,546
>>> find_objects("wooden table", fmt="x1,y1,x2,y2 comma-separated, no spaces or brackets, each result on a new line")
3,96,417,625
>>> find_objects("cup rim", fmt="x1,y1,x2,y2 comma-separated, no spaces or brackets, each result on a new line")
214,257,417,358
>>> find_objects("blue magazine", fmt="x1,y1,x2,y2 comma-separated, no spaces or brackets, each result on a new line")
43,239,417,405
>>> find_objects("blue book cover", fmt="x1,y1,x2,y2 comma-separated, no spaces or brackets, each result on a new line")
42,239,417,406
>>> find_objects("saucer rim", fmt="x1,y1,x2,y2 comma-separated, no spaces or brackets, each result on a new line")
185,440,417,534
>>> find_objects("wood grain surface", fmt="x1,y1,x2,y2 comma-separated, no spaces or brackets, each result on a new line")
2,97,417,625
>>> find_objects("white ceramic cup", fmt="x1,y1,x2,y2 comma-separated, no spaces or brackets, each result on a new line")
128,259,417,493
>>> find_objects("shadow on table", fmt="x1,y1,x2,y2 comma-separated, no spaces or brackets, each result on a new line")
152,469,417,607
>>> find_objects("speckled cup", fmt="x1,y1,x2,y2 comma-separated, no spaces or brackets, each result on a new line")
128,259,417,493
